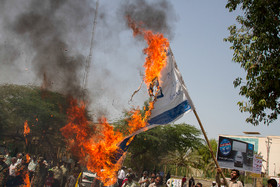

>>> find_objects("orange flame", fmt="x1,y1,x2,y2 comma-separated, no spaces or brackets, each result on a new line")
24,120,30,144
26,154,31,163
61,99,156,185
61,99,126,185
126,16,169,86
23,171,30,187
24,120,31,136
61,17,169,186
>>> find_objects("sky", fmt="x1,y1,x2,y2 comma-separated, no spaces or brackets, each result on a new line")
0,0,279,140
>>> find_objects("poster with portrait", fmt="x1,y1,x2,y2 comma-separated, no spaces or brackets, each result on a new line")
217,136,254,172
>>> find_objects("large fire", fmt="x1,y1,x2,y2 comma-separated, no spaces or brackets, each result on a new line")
61,17,169,186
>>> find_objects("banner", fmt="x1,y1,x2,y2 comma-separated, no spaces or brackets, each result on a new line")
217,136,254,172
252,155,262,175
166,178,182,187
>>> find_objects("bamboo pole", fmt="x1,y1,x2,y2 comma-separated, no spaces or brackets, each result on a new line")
193,109,228,187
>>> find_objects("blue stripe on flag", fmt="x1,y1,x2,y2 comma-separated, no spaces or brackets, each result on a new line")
111,136,134,164
112,100,191,163
148,100,191,125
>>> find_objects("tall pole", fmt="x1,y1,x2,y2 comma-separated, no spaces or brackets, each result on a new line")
83,0,99,91
266,137,272,176
193,110,228,187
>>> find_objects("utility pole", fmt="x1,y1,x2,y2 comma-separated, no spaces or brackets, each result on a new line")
266,137,272,176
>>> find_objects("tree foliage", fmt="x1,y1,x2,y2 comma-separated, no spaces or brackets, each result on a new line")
121,123,203,175
0,84,69,159
225,0,280,125
196,139,217,178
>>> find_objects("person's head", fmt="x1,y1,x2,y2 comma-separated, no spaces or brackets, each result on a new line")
212,181,216,186
126,173,133,182
143,171,148,177
150,176,156,183
231,169,240,180
195,183,202,187
127,168,132,173
267,179,277,187
38,157,44,164
17,153,23,159
11,157,17,164
155,176,161,185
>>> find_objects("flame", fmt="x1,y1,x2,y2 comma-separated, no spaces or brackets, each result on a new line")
26,154,31,163
24,120,30,144
61,99,125,185
24,120,31,136
61,17,169,186
126,16,169,86
23,171,30,187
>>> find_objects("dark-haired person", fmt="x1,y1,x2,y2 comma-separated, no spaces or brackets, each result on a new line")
139,171,150,187
195,182,202,187
267,178,277,187
216,168,243,187
122,173,137,187
148,176,162,187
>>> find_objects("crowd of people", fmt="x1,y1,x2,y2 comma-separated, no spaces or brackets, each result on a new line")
117,168,204,187
0,152,81,187
118,167,167,187
1,152,278,187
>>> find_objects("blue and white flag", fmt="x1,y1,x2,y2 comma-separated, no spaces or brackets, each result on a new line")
148,48,194,126
112,48,194,163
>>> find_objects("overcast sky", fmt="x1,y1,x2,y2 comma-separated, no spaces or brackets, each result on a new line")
0,0,279,140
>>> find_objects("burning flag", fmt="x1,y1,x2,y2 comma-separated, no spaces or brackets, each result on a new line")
61,16,194,187
114,48,194,162
113,17,194,162
148,48,194,125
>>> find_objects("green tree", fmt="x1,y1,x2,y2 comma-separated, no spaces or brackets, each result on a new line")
196,139,217,178
0,84,69,159
122,123,203,175
225,0,280,125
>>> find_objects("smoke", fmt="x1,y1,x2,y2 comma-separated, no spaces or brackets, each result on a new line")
0,0,98,99
0,0,178,120
119,0,177,40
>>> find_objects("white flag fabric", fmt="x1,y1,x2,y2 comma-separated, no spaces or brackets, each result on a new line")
147,48,194,126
